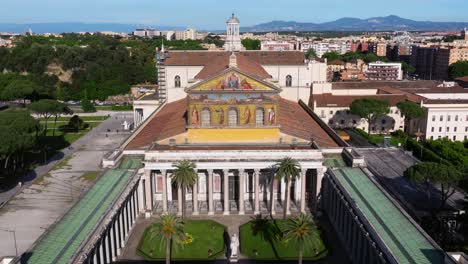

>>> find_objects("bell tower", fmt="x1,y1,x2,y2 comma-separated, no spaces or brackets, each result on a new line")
224,13,244,51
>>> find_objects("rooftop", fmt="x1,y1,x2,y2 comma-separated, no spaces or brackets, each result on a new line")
24,157,142,264
333,167,444,264
311,93,407,107
125,98,340,150
164,51,306,67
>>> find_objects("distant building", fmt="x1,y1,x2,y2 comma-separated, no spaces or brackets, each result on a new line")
183,28,197,40
260,40,294,51
365,62,403,81
368,42,387,57
133,28,157,38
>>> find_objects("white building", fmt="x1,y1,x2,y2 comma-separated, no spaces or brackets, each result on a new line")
261,40,295,51
366,62,403,81
184,28,197,40
133,28,157,38
223,13,244,51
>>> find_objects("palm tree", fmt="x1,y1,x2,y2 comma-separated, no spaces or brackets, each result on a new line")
275,157,301,221
171,160,198,219
284,213,320,264
149,213,185,264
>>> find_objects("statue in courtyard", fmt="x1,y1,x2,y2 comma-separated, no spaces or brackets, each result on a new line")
230,233,239,258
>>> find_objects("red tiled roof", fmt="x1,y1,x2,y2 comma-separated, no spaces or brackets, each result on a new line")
125,98,188,149
424,99,468,104
126,98,340,149
456,76,468,82
165,51,306,66
278,99,338,148
311,93,407,107
194,53,271,79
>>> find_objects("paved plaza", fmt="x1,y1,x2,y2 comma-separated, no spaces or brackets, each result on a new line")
0,112,133,258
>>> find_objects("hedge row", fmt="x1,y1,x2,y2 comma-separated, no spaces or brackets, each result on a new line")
405,138,452,166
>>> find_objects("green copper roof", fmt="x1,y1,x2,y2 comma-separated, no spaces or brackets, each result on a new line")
333,167,444,264
26,158,142,264
324,154,347,167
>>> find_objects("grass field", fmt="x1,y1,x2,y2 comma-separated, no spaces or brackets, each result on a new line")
239,219,328,261
137,220,226,260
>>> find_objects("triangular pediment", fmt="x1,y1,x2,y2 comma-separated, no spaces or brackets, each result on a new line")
186,68,281,93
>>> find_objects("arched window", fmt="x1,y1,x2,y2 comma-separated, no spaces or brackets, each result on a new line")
285,75,292,87
174,75,181,88
255,108,264,126
228,108,238,127
201,108,211,127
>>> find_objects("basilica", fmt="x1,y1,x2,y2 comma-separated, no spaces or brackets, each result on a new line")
123,14,346,218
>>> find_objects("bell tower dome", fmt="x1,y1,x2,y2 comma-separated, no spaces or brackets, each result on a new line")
224,13,244,51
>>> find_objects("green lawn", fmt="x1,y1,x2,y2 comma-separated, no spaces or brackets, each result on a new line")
240,219,328,261
137,220,226,260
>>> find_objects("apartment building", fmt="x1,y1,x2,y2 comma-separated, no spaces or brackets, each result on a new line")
365,62,403,81
368,42,387,57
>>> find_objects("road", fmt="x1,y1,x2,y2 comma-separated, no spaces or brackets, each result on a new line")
0,112,133,258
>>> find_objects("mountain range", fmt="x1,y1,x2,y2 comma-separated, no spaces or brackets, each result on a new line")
246,15,468,32
0,16,467,34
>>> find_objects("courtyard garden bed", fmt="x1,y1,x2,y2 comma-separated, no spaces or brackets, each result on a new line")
239,219,328,261
137,220,226,260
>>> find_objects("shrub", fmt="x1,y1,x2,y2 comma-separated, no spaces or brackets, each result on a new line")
391,129,407,139
81,98,96,113
405,138,451,165
68,115,89,132
111,105,133,111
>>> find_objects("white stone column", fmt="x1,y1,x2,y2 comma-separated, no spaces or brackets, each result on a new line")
119,210,125,248
177,185,183,216
93,249,98,264
110,225,116,261
301,169,307,213
116,216,122,256
286,180,291,215
316,168,324,199
223,169,230,215
207,170,214,215
280,178,286,202
144,170,153,218
254,169,260,215
270,177,276,215
137,177,145,213
238,169,245,215
161,170,168,213
193,175,199,215
99,239,105,264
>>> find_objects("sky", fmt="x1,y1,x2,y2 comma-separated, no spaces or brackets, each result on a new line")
2,0,468,29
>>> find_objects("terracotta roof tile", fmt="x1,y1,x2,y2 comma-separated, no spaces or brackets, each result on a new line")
279,98,338,148
194,53,272,79
125,98,188,149
164,51,306,66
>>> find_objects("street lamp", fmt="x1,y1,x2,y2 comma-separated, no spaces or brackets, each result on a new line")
1,229,18,256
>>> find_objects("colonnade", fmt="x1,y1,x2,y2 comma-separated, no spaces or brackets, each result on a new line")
143,167,324,216
83,181,141,264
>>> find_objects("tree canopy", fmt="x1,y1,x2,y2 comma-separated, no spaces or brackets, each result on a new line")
449,60,468,79
241,38,261,50
397,101,426,119
349,98,390,133
404,162,462,211
305,48,317,59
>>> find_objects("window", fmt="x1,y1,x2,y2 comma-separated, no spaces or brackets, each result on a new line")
352,120,357,124
432,115,436,121
381,119,386,124
285,75,292,87
174,75,181,87
430,136,434,140
228,108,238,127
340,119,345,124
453,135,457,141
390,110,393,114
201,108,211,127
465,136,467,140
447,127,450,132
448,115,451,121
329,120,333,125
440,116,443,121
255,108,264,126
454,127,458,132
439,127,442,132
455,115,459,121
330,110,333,115
438,136,441,139
431,127,434,132
465,127,468,132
